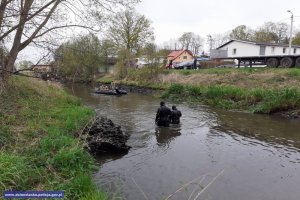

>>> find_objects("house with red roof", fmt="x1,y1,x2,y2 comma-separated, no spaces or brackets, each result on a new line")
166,50,194,68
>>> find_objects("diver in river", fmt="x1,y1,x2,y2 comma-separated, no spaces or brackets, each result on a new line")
115,86,121,94
111,81,116,90
170,105,182,124
111,81,121,94
155,101,171,127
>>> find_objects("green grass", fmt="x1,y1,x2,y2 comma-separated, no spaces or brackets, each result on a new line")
97,76,114,84
285,68,300,77
98,66,169,87
99,67,300,114
251,88,300,114
124,67,165,83
162,83,300,114
173,67,268,75
0,153,34,190
0,77,107,199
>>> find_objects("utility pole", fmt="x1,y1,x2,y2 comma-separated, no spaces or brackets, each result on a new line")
207,35,213,51
207,35,213,58
287,10,294,55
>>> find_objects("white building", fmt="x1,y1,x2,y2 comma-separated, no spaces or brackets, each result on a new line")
211,40,300,58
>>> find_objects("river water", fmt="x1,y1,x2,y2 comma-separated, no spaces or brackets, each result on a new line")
67,84,300,200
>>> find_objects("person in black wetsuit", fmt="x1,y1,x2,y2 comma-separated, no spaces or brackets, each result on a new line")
155,101,171,127
170,105,182,124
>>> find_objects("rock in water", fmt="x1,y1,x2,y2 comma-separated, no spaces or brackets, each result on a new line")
83,116,131,155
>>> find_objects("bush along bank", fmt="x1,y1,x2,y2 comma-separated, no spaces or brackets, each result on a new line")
162,84,300,117
0,77,108,199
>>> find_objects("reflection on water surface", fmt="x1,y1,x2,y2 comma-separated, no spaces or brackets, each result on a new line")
66,84,300,200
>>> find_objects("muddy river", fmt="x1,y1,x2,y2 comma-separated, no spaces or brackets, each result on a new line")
67,84,300,200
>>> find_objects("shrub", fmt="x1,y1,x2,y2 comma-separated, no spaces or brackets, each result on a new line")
168,84,185,94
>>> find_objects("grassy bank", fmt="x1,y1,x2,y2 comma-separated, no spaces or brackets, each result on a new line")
97,67,168,90
0,77,107,199
163,83,300,114
98,67,300,114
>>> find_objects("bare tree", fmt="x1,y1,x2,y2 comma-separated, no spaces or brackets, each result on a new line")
178,32,193,50
178,32,203,55
161,38,178,51
190,34,204,56
106,9,154,54
253,22,289,43
276,22,289,43
0,0,139,79
211,33,230,49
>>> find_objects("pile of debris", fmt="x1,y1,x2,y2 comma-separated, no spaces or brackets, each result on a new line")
82,116,131,155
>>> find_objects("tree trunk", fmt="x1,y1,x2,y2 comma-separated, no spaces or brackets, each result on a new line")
1,0,33,77
0,0,12,29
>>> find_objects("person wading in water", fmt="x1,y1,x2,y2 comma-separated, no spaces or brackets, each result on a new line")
170,105,182,124
155,101,171,127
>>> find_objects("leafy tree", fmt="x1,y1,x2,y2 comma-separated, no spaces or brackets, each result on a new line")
145,44,163,79
18,60,33,70
100,39,116,65
229,25,252,40
107,9,154,54
253,30,274,43
292,31,300,45
55,34,103,81
142,43,157,59
157,49,171,58
114,48,133,79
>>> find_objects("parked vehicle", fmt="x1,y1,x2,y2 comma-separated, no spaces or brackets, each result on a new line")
173,60,200,69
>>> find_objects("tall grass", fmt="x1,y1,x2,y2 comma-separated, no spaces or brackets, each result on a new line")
0,153,34,190
0,77,106,199
251,88,300,113
125,66,166,83
163,83,300,114
285,68,300,77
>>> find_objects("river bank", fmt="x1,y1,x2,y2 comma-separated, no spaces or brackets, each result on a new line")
97,67,300,118
0,77,108,199
72,83,300,200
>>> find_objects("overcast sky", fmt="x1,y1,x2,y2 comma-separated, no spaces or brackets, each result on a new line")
136,0,300,46
17,0,300,63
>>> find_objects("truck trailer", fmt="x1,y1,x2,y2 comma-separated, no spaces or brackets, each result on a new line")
210,40,300,68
